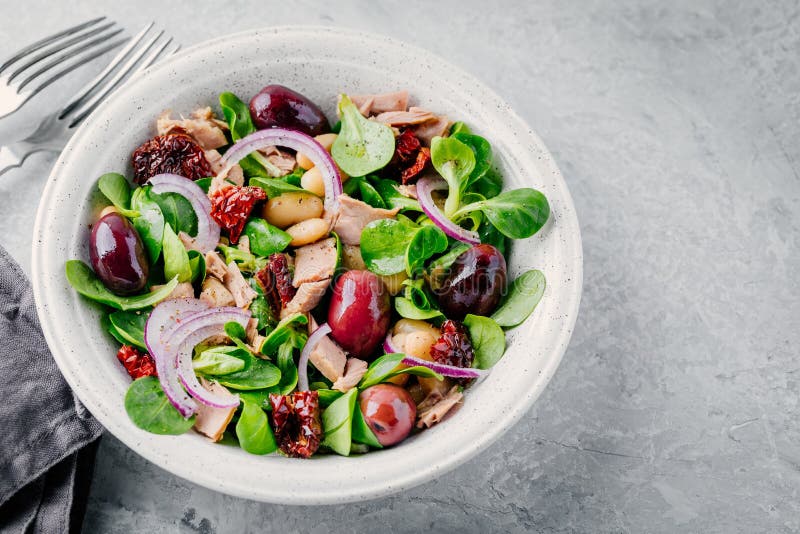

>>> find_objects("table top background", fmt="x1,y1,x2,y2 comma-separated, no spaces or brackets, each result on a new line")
1,1,798,532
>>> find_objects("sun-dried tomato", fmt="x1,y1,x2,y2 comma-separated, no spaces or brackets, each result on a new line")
269,391,322,458
131,133,212,184
388,129,430,184
395,128,421,161
256,253,296,316
400,146,430,184
116,345,157,380
209,185,266,244
430,320,475,384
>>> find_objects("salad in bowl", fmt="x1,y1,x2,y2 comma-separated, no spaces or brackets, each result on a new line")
66,84,549,459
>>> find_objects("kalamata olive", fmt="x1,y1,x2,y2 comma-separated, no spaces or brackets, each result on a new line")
249,85,330,136
327,270,390,359
359,384,416,446
432,244,507,319
90,212,149,295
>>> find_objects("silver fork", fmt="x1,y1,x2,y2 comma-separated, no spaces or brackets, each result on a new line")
0,17,127,119
0,24,178,176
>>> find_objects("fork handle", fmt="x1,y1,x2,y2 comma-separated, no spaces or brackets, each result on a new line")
0,144,26,176
0,141,54,176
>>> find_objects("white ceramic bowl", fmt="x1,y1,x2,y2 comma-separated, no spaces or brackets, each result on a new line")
32,27,582,504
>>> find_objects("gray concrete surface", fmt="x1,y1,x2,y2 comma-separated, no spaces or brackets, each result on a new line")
1,1,799,532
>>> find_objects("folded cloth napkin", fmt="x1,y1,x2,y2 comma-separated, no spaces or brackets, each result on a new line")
0,245,103,533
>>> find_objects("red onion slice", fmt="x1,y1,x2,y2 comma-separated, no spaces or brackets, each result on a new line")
218,128,342,211
149,173,221,253
416,176,480,245
145,298,209,417
400,355,488,379
169,307,251,410
298,322,333,392
383,331,400,354
146,300,250,415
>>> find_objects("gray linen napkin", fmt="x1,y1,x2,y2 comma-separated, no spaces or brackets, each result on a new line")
0,244,103,533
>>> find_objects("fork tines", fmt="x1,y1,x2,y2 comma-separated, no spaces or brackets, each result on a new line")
0,17,126,95
60,23,177,128
0,22,177,176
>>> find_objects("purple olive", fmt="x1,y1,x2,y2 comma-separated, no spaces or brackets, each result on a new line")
90,212,149,295
249,85,330,136
433,244,507,319
327,270,390,359
359,384,416,446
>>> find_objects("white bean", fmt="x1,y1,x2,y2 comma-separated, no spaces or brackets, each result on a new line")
341,244,367,270
300,166,325,196
404,331,438,360
99,206,118,218
379,270,408,295
387,329,438,387
261,192,323,228
285,218,330,247
393,319,440,339
300,161,349,196
297,133,338,170
404,329,452,396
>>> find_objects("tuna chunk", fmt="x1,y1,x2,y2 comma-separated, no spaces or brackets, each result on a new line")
193,379,238,441
237,235,251,254
416,385,463,429
202,334,229,347
223,261,257,308
200,277,235,307
373,107,436,126
308,317,346,382
260,146,297,176
332,194,399,245
206,149,244,187
245,318,258,341
205,148,223,170
281,279,330,318
354,97,373,116
332,358,368,392
152,282,195,300
187,106,229,128
245,317,266,355
341,244,366,271
157,108,228,150
178,231,198,253
349,91,409,116
397,184,417,199
292,237,337,287
179,229,221,254
204,251,228,281
413,115,452,146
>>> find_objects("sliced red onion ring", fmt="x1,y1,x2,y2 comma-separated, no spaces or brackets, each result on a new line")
298,322,332,392
149,173,221,253
401,355,489,379
383,331,400,354
416,175,480,245
218,128,342,211
170,307,250,411
146,301,250,416
145,298,209,417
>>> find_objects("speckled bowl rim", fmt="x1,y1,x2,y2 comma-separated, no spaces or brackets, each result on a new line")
32,26,582,504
